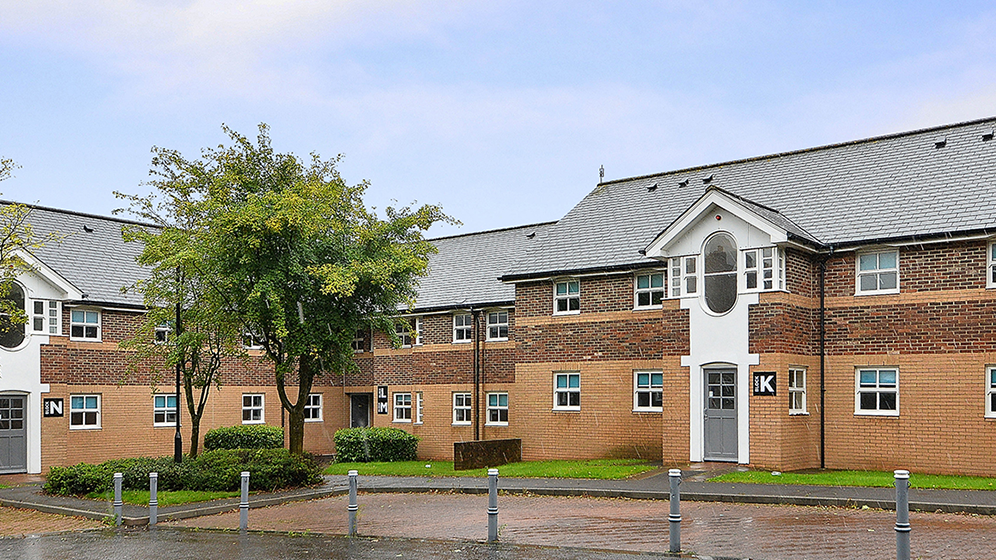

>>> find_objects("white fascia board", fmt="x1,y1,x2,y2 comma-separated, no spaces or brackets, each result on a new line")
645,190,788,259
14,249,84,299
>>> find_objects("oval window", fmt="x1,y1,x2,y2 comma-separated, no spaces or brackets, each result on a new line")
0,283,26,349
703,233,737,314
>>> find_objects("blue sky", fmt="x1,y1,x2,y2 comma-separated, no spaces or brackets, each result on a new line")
1,1,995,237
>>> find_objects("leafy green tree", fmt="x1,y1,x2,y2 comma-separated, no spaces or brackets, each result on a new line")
123,124,452,454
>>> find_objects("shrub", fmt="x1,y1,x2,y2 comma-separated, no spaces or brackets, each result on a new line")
334,427,420,462
203,424,284,451
43,449,321,496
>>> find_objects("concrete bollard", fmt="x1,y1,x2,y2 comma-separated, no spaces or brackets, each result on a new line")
487,468,499,542
239,471,250,532
347,470,358,536
668,468,682,553
113,472,123,527
895,470,911,560
149,472,158,526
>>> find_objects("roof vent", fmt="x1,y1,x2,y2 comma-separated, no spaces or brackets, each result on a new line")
702,174,713,184
82,225,94,233
647,183,658,192
983,130,995,142
526,232,536,239
678,179,689,188
934,136,947,148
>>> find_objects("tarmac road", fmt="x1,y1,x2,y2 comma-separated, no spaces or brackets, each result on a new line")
0,528,723,560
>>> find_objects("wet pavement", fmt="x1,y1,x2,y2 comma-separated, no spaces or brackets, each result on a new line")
0,527,707,560
170,492,996,560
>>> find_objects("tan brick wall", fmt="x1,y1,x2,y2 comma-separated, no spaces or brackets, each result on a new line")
747,354,821,471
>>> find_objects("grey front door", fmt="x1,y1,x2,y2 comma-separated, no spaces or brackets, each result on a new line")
704,369,737,461
350,394,371,428
0,394,27,474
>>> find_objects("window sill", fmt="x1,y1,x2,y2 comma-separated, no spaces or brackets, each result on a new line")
789,411,810,416
153,424,177,428
304,418,323,423
393,419,412,423
451,422,472,427
854,289,900,297
552,408,580,413
452,340,472,344
632,408,663,414
485,338,509,343
485,422,508,427
69,338,103,343
242,421,265,425
552,311,580,316
69,426,101,430
853,411,899,417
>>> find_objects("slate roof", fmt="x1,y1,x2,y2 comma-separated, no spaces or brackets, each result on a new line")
503,116,996,281
411,222,555,312
13,202,150,307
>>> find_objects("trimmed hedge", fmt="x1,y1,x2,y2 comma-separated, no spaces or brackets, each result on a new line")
334,427,420,462
204,424,284,450
44,449,321,496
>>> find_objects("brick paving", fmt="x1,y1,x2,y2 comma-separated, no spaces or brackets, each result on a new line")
0,506,103,537
171,492,996,559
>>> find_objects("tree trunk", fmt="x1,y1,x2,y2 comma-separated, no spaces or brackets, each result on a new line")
277,354,315,456
288,408,306,455
190,420,201,458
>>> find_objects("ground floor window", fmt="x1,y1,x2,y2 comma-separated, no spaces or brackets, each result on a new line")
788,368,806,414
453,393,472,425
554,372,580,410
153,394,177,426
987,366,996,418
487,392,508,425
242,394,264,424
855,368,898,416
304,393,322,422
394,392,412,422
70,395,100,428
633,371,663,411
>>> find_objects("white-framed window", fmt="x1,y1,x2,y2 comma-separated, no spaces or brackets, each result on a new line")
453,314,473,343
304,393,322,422
242,394,264,424
70,394,100,429
396,318,422,347
487,311,509,341
487,392,509,426
393,392,412,422
154,322,170,345
988,243,996,288
69,309,100,341
554,372,580,411
414,391,424,424
351,329,365,353
153,393,177,426
453,392,472,425
243,332,264,350
668,256,698,298
634,272,665,309
554,280,580,314
855,368,898,416
789,368,807,414
743,247,785,291
856,250,899,294
32,300,60,335
633,370,663,411
987,366,996,418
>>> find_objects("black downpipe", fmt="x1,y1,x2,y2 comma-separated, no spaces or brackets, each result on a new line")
819,251,829,469
472,309,481,441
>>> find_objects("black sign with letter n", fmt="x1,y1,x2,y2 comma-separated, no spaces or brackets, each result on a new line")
44,398,64,417
752,372,777,396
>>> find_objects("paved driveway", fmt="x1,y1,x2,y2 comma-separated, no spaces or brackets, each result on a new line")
172,493,996,560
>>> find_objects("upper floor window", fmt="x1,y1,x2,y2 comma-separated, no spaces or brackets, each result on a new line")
154,322,171,345
0,283,26,349
703,233,737,314
856,250,899,295
243,332,264,349
669,256,698,297
70,309,101,341
855,368,898,416
743,248,784,291
453,314,473,342
351,329,365,353
487,311,508,341
554,280,579,314
32,300,60,335
988,243,996,288
396,317,422,347
634,272,665,309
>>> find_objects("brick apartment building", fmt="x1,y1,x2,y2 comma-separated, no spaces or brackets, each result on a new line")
2,116,996,476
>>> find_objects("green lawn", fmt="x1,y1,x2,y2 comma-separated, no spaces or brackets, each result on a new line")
710,470,996,491
87,489,240,507
324,459,659,479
